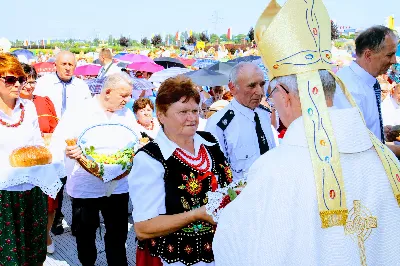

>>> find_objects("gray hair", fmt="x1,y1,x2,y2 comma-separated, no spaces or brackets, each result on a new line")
229,62,264,88
269,70,336,100
102,72,132,92
355,25,398,57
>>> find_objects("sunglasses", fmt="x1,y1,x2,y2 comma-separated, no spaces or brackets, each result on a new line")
1,76,27,86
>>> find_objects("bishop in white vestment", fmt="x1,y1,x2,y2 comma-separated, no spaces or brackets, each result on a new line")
213,0,400,265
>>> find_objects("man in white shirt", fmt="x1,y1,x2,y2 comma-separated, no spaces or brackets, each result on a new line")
51,73,137,266
98,48,121,78
205,62,277,181
334,26,398,142
34,50,92,235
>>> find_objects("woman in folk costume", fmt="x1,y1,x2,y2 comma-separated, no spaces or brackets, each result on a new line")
129,75,233,266
0,53,62,265
213,0,400,265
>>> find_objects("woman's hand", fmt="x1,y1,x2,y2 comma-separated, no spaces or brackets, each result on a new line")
194,206,216,225
65,144,82,160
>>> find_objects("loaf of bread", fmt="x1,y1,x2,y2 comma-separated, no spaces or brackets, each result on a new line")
9,145,52,167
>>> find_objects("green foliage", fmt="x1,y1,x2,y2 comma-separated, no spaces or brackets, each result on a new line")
209,34,219,44
151,34,162,47
233,34,247,44
141,37,150,47
119,36,130,47
220,34,228,42
331,21,339,40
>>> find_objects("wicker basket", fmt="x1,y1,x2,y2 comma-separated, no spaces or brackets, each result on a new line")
65,139,131,181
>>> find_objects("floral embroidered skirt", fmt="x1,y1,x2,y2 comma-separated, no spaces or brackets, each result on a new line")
0,187,48,265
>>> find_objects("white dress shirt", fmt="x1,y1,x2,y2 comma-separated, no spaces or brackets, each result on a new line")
382,97,400,126
34,73,92,118
0,99,43,191
51,97,139,198
205,99,277,181
98,62,121,78
128,130,215,266
334,61,381,139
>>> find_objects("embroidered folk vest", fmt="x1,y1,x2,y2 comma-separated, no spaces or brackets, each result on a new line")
138,131,232,265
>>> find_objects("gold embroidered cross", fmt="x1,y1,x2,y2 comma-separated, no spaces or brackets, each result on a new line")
344,200,377,266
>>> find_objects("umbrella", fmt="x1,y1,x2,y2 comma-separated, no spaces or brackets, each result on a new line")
227,55,261,64
86,76,155,95
118,54,153,63
184,69,229,87
127,62,164,73
114,52,129,59
12,49,35,60
86,77,106,94
117,62,130,68
148,67,192,83
207,62,237,77
178,58,196,66
397,44,400,57
192,59,219,69
74,64,101,76
131,77,155,90
154,57,186,69
33,62,56,74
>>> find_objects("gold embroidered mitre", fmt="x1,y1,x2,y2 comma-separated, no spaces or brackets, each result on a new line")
256,0,332,80
256,0,400,229
254,0,281,45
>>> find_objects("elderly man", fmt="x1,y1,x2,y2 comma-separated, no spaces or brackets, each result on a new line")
213,0,400,265
334,26,398,142
205,62,277,182
35,50,92,235
51,73,137,266
98,48,121,78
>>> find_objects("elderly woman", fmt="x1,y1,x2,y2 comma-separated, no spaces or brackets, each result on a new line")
20,63,59,254
51,72,138,266
134,97,160,140
0,53,62,265
129,75,233,266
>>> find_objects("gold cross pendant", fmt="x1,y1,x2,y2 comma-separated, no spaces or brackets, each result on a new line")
344,200,378,266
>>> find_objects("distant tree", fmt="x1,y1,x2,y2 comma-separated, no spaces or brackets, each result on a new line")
108,35,113,45
119,36,129,47
151,34,162,47
130,39,140,46
186,35,197,45
141,37,149,46
93,38,100,46
233,34,247,44
220,34,228,42
210,34,220,44
331,21,339,40
248,27,254,42
199,32,210,42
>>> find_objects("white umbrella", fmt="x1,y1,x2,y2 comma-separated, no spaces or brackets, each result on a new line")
148,67,192,83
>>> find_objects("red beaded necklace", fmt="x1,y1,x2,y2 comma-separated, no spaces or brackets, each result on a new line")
174,145,211,172
137,119,154,131
0,103,25,128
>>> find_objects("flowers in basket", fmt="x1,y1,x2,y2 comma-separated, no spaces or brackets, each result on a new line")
205,180,246,223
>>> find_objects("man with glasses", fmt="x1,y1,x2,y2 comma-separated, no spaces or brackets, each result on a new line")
34,50,92,236
205,62,277,182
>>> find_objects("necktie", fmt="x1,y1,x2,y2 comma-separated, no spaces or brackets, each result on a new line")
56,74,72,116
254,112,269,155
373,80,385,143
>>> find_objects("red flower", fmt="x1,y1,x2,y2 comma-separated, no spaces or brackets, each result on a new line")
6,239,11,244
5,222,10,226
185,178,202,196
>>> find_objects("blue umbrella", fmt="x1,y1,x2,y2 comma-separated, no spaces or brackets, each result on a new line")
184,69,229,87
12,49,35,60
192,59,219,69
396,44,400,57
114,52,129,59
227,55,261,64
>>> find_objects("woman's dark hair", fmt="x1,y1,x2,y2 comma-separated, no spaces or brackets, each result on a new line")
21,63,38,80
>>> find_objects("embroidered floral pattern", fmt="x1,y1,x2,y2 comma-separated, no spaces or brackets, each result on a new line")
151,239,156,246
181,197,191,210
182,222,211,233
185,176,202,196
220,163,233,183
167,244,174,253
204,242,212,251
184,245,193,254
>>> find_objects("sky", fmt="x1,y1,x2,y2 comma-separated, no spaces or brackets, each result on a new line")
1,0,399,41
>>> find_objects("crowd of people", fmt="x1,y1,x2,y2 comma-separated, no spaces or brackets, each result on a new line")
1,0,400,265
